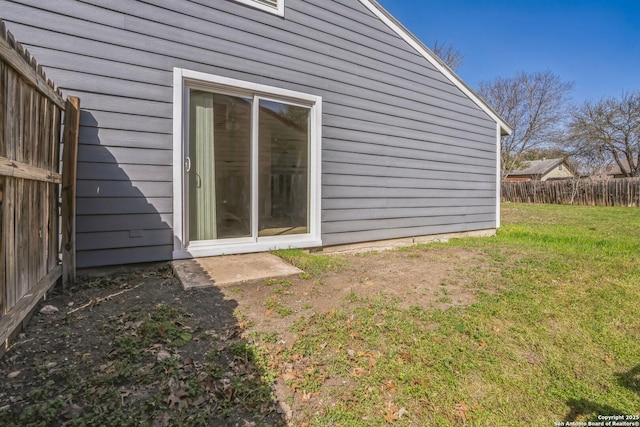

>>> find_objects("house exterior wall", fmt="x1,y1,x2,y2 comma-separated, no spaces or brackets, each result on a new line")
1,0,499,268
541,165,575,181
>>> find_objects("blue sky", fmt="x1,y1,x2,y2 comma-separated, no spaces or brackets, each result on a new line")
376,0,640,105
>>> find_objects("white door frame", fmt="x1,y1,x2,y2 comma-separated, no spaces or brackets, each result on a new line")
172,68,322,259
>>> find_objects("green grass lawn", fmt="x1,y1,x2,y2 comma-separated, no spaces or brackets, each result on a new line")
4,204,637,426
265,204,640,426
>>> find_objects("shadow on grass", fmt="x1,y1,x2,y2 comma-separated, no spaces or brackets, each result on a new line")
564,365,640,422
0,263,288,426
616,365,640,396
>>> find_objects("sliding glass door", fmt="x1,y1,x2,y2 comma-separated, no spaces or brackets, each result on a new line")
185,87,313,250
188,91,252,242
258,100,310,237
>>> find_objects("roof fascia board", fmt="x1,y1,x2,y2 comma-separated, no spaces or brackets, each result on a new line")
359,0,513,136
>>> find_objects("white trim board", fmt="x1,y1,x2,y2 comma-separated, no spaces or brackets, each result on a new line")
360,0,513,137
232,0,285,17
496,122,501,228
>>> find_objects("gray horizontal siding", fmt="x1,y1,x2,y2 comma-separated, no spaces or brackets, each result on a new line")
323,139,495,168
323,187,496,199
77,181,171,198
26,46,171,88
77,229,173,251
323,205,495,222
1,0,499,267
77,146,171,166
322,160,495,181
323,213,497,234
324,114,494,147
77,214,172,233
76,163,171,182
322,128,494,161
323,151,495,175
77,246,173,268
322,221,497,247
78,110,171,134
78,128,171,150
3,1,488,121
69,91,172,118
322,197,495,210
327,102,495,138
322,175,496,191
96,0,468,99
76,197,172,215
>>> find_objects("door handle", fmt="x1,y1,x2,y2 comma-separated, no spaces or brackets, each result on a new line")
185,157,191,172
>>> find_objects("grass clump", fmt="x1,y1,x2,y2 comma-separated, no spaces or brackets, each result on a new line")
272,249,347,278
264,204,640,425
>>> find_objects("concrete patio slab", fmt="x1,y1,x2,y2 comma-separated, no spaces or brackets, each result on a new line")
173,253,302,290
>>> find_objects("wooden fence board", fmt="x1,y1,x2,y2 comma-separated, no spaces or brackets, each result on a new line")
502,179,640,207
0,157,62,183
62,96,80,288
0,62,5,158
0,19,69,347
48,175,58,272
0,22,65,109
15,178,24,307
0,176,4,316
0,265,62,346
4,178,15,311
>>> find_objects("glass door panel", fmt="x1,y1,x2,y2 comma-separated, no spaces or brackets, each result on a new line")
257,100,310,237
188,90,252,242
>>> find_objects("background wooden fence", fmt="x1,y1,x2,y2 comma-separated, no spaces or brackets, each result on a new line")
502,178,640,207
0,20,79,349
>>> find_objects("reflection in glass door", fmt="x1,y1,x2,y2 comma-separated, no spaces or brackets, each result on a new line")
187,90,311,246
258,100,310,237
188,90,252,242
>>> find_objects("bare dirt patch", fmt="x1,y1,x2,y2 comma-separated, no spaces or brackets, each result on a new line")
0,246,495,426
232,247,492,329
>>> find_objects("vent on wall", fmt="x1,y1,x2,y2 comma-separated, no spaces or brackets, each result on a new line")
256,0,278,7
233,0,284,16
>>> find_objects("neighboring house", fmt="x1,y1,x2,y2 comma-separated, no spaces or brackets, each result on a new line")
1,0,511,268
606,158,639,178
505,158,575,182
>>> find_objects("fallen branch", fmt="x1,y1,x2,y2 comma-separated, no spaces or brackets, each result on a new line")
67,283,143,315
6,337,35,352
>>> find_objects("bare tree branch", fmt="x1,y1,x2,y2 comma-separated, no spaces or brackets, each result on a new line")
476,71,574,177
567,92,640,177
432,40,464,71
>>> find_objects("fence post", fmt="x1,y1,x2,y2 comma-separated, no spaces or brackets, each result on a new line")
61,96,80,288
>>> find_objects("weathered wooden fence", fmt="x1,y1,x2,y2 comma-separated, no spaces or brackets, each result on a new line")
0,20,79,349
502,178,640,207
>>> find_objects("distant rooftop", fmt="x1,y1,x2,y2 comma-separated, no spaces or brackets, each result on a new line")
606,158,637,176
508,158,567,176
